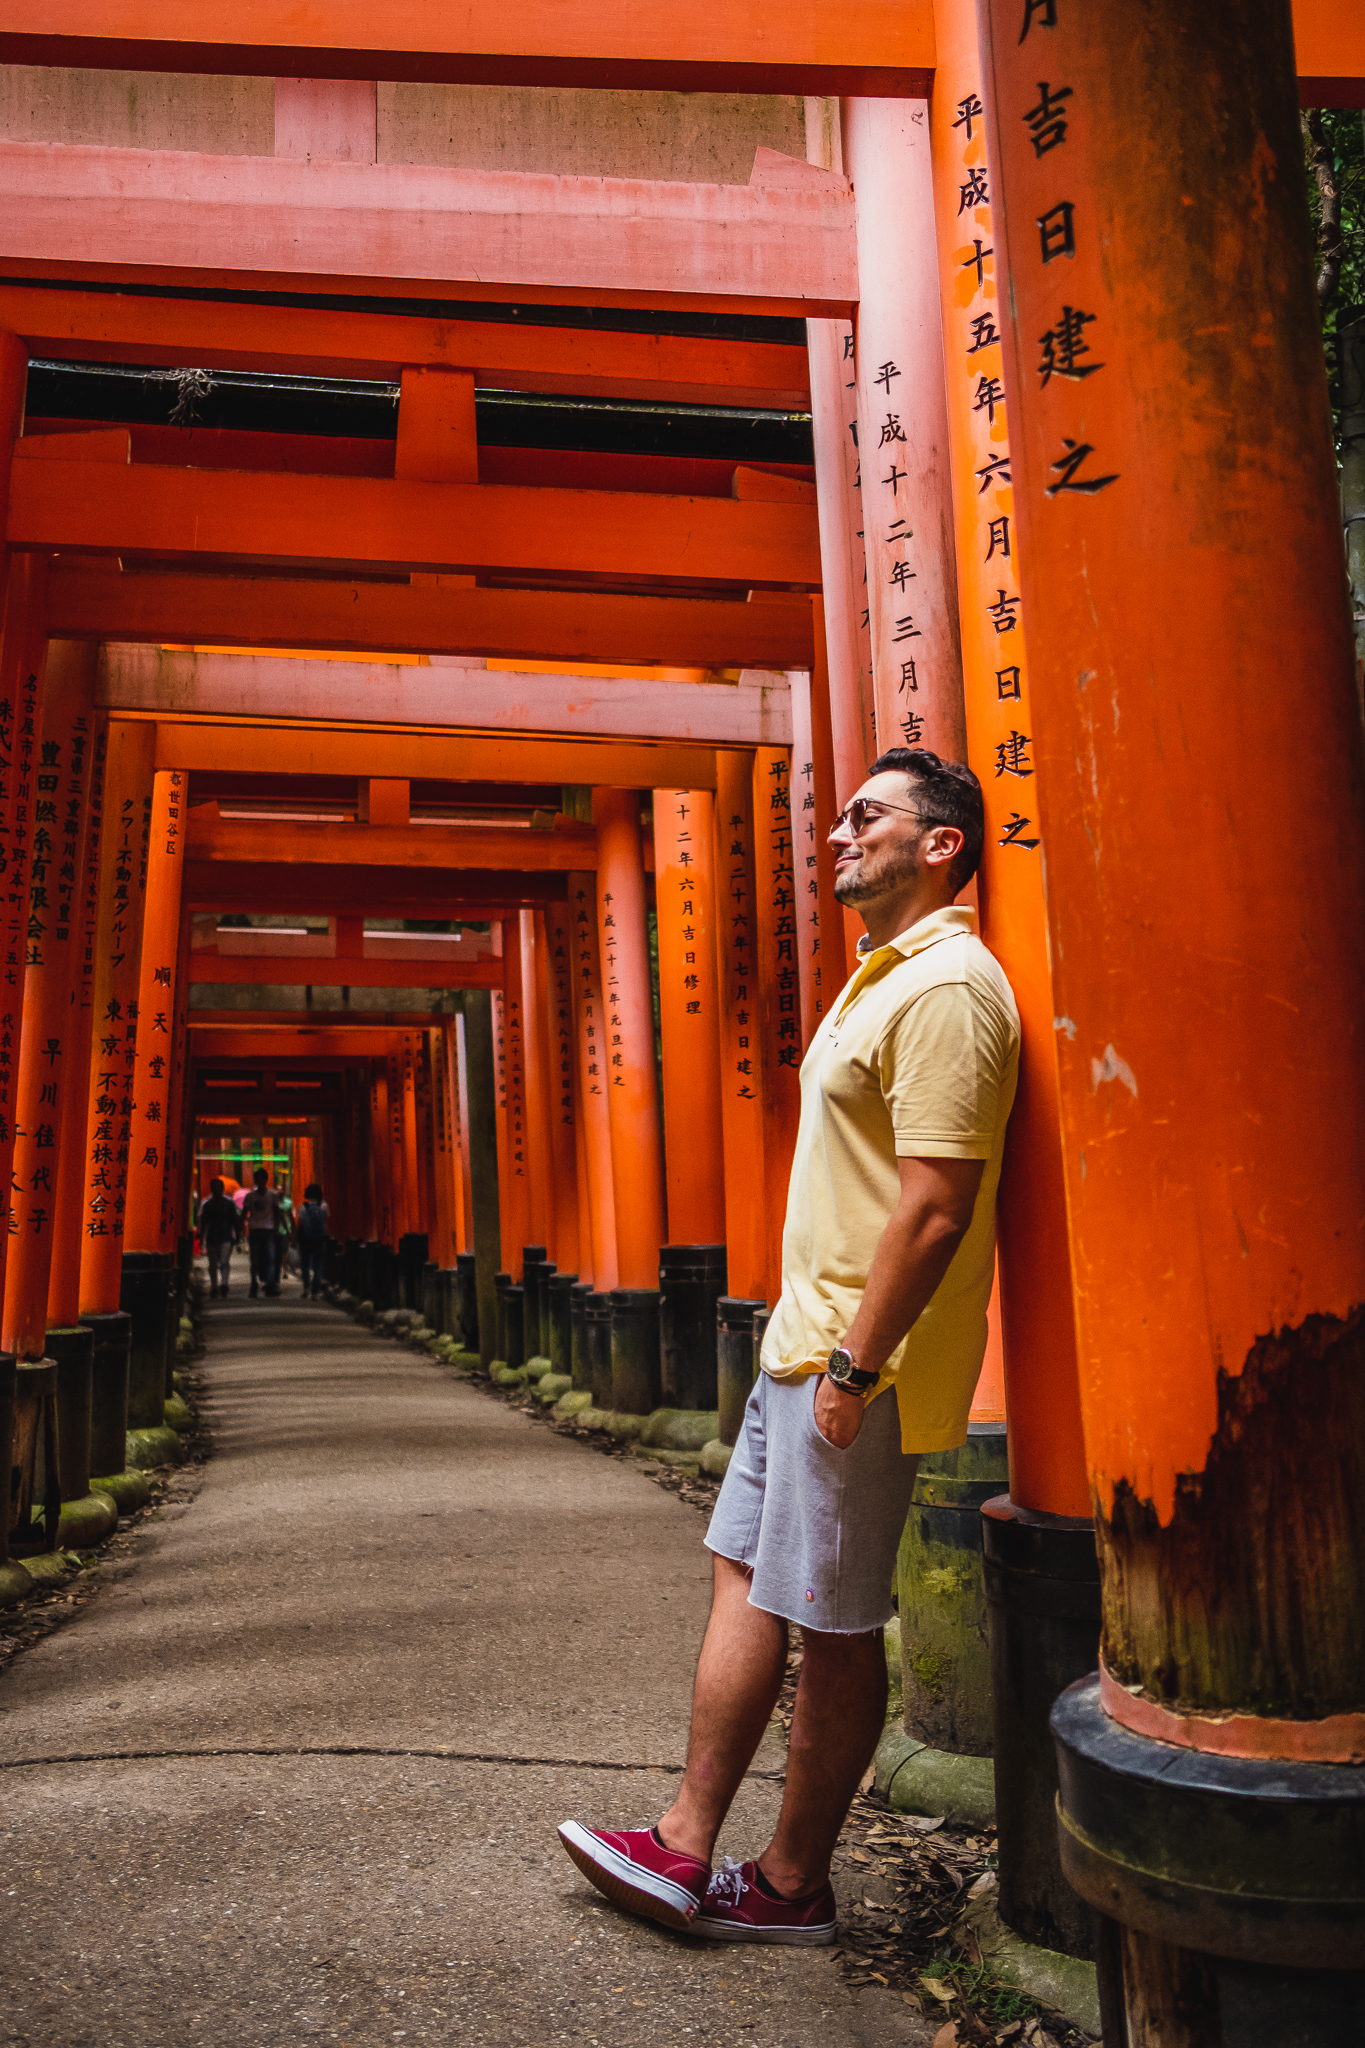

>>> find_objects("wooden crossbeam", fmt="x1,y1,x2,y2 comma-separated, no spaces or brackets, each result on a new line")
0,1,1353,100
185,805,597,872
184,861,567,916
2,284,811,407
10,458,822,588
0,1,933,97
190,953,502,990
147,718,717,788
0,142,856,316
101,646,794,748
47,566,814,669
190,1027,430,1057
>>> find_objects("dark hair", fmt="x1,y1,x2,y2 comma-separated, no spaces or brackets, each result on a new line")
209,1177,225,1196
305,1183,323,1201
867,747,985,892
254,1165,269,1184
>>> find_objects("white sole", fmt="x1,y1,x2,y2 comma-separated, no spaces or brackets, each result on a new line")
691,1915,837,1945
557,1821,701,1934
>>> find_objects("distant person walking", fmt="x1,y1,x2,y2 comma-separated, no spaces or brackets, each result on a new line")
295,1183,330,1300
199,1177,241,1299
241,1166,286,1299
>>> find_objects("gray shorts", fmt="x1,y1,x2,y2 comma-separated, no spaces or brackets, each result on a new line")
704,1372,920,1635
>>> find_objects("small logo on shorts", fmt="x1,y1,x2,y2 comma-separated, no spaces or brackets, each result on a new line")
805,1588,815,1602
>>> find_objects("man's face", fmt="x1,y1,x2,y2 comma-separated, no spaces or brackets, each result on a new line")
829,772,931,905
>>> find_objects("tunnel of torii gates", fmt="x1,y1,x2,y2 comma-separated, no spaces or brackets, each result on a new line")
0,0,1362,2033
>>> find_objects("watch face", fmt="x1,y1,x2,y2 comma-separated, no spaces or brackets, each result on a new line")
828,1348,852,1382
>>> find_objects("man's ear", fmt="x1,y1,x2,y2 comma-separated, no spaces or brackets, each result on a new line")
923,826,966,870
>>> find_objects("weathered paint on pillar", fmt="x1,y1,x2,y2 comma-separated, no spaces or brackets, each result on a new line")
461,990,502,1365
789,628,846,1048
712,751,767,1301
752,746,802,1306
931,0,1087,1516
568,871,618,1293
47,718,105,1328
78,720,153,1314
123,770,185,1254
2,642,99,1354
977,0,1365,1718
593,790,666,1289
518,909,552,1254
652,788,726,1245
843,96,966,763
542,902,580,1274
499,921,533,1276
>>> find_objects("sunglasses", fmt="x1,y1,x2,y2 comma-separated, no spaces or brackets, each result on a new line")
830,797,932,838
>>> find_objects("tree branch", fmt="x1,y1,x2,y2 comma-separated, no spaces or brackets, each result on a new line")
1303,108,1343,308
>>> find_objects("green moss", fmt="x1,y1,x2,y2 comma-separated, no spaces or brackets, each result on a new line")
90,1469,152,1513
125,1425,182,1469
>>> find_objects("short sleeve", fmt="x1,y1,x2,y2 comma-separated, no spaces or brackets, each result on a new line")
877,980,1011,1159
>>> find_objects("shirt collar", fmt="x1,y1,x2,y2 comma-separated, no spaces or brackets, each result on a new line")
854,903,976,963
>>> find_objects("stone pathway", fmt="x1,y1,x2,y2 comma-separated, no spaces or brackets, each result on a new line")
0,1269,934,2047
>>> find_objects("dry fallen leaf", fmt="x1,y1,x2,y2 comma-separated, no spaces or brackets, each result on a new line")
919,1977,957,2005
933,2025,958,2048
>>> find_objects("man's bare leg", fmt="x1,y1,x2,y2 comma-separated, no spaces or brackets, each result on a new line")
757,1625,888,1899
655,1554,787,1863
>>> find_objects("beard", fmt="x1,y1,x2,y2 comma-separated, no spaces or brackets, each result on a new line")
832,840,924,904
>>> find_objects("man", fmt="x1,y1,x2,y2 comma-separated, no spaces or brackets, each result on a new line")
295,1182,331,1300
198,1177,241,1300
559,748,1019,1943
241,1165,286,1299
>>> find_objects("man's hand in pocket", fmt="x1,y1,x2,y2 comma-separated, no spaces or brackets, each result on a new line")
814,1374,867,1449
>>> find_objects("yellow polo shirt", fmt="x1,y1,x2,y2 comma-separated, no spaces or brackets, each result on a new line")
760,905,1019,1453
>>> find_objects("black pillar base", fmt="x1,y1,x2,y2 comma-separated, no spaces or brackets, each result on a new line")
82,1310,132,1477
982,1493,1101,1959
120,1251,175,1431
716,1296,766,1443
1054,1674,1365,2045
659,1245,727,1409
609,1289,661,1415
47,1325,95,1503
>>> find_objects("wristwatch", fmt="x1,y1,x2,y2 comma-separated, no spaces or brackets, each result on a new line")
825,1345,879,1395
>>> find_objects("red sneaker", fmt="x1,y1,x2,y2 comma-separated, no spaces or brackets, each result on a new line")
693,1858,837,1944
557,1821,711,1933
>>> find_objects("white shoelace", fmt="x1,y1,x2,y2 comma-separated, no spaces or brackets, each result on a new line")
705,1855,749,1906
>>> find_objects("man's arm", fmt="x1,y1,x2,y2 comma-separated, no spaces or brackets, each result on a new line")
813,1153,984,1450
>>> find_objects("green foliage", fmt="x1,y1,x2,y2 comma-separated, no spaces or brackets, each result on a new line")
1303,109,1365,440
921,1956,1043,2027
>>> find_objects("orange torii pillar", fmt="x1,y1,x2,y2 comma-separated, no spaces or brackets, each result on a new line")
426,1025,455,1269
368,1060,392,1247
121,769,185,1433
929,0,1094,1962
752,748,802,1307
47,719,105,1332
843,96,966,763
449,1018,473,1256
518,909,552,1261
393,1040,416,1248
652,788,726,1243
593,792,665,1289
542,901,581,1277
978,0,1365,2030
712,752,767,1303
0,564,51,1305
789,625,846,1047
498,918,534,1282
568,871,618,1293
804,107,876,803
78,721,154,1318
3,643,101,1358
157,904,193,1258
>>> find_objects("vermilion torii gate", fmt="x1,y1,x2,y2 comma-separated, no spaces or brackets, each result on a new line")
0,1,1361,2034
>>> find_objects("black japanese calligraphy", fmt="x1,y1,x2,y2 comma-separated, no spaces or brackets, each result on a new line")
1046,438,1119,496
